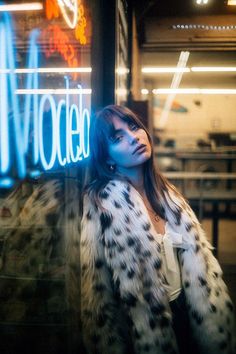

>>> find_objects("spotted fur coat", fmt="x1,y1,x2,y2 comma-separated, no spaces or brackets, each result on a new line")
80,179,236,354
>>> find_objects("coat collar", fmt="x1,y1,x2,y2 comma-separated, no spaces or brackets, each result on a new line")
101,178,197,249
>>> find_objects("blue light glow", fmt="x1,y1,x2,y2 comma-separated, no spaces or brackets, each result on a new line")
24,29,40,165
0,22,9,173
0,177,14,188
29,170,41,178
0,12,91,187
4,12,26,178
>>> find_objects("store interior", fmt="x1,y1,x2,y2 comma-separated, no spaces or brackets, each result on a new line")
133,0,236,304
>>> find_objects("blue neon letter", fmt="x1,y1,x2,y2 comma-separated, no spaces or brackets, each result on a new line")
38,95,57,170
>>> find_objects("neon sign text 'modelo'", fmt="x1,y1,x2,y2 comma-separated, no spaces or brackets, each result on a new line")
0,12,90,187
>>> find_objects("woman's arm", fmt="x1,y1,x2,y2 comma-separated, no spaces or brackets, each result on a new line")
80,194,126,354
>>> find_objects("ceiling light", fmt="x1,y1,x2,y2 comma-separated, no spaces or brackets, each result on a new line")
171,24,236,30
152,88,236,94
191,67,236,72
196,0,208,4
227,0,236,5
142,67,190,73
141,66,236,74
141,89,149,95
0,3,43,11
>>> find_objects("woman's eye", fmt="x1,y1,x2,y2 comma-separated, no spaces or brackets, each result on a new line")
110,135,123,143
115,135,122,142
129,123,138,131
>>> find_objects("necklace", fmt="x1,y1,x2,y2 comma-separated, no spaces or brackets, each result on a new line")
139,192,161,223
146,206,160,222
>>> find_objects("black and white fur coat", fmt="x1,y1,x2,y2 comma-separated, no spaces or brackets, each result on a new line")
80,179,236,354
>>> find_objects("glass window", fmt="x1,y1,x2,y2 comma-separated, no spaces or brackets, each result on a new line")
0,1,91,353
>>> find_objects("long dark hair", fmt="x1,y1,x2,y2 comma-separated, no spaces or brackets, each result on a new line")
85,105,183,217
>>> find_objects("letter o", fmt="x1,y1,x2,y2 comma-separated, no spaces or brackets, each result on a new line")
38,94,57,170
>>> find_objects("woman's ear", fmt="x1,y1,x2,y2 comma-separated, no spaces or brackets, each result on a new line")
106,158,115,165
106,158,116,172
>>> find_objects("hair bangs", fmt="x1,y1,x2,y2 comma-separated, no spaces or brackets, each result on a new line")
96,110,117,143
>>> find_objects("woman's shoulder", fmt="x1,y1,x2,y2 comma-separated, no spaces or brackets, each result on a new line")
84,178,137,211
85,178,131,196
163,183,187,207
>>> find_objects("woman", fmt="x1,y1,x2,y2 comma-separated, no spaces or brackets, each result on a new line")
80,105,235,354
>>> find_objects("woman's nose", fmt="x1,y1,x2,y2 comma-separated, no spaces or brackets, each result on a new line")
129,133,139,145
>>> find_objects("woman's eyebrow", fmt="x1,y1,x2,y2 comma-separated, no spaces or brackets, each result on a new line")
112,128,124,135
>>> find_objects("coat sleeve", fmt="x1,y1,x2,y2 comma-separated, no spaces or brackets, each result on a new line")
167,191,236,354
80,194,127,354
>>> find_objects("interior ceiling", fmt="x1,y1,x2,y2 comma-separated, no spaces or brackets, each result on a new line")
134,0,236,90
135,0,236,35
134,0,236,48
139,0,235,16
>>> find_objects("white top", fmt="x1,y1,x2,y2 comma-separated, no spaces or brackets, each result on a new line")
155,222,185,302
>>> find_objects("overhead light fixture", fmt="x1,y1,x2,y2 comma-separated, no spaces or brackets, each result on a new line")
141,89,149,95
196,0,208,4
172,24,236,30
227,0,236,5
142,67,190,73
191,67,236,72
152,88,236,94
142,66,236,73
0,2,43,12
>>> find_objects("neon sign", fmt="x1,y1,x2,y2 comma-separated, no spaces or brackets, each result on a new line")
41,25,79,80
0,12,90,187
57,0,78,29
46,0,77,28
45,0,87,44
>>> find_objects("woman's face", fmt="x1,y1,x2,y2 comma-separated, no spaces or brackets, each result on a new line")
106,116,152,171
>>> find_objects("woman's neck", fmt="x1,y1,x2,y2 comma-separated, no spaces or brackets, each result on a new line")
133,179,145,195
129,172,146,197
117,166,145,194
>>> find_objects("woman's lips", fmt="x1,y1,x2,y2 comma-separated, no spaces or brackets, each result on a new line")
133,144,146,155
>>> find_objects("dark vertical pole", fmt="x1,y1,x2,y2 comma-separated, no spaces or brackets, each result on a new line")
127,0,133,107
90,0,104,111
78,2,116,353
101,0,116,106
91,0,116,111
